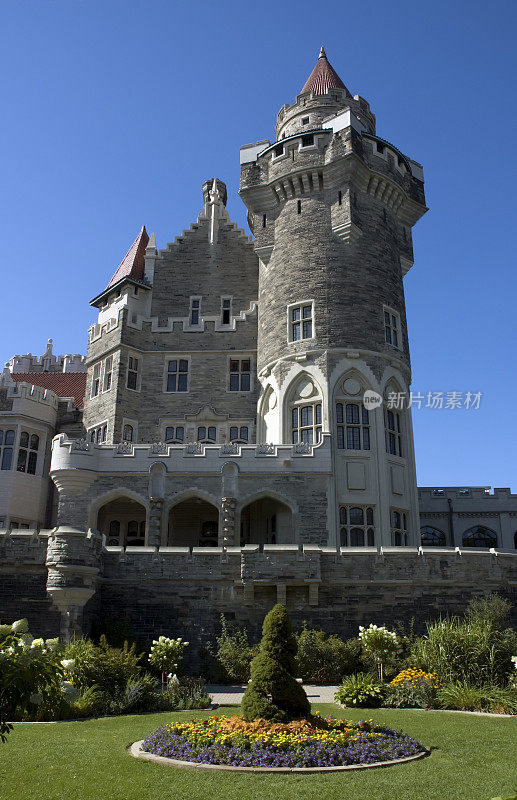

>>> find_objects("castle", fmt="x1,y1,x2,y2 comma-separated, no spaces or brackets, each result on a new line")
1,49,515,646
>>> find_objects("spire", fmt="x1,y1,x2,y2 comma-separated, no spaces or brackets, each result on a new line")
300,47,351,97
106,226,149,288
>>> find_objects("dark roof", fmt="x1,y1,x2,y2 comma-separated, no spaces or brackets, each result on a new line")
11,373,87,408
301,46,351,97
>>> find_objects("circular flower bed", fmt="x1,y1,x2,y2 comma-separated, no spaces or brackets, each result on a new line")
141,714,426,768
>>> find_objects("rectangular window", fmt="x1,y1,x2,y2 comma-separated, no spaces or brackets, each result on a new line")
229,426,249,442
189,297,201,326
339,505,375,547
336,403,370,450
103,356,113,391
391,508,408,545
385,409,402,456
90,363,101,398
165,426,184,443
197,426,216,442
0,429,15,471
221,297,232,326
229,359,251,391
127,356,139,390
384,307,401,349
166,359,189,392
289,302,314,342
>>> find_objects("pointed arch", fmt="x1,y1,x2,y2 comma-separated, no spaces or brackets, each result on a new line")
87,488,150,531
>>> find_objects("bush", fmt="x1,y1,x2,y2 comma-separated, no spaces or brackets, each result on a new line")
0,620,64,740
63,635,143,694
212,615,255,682
438,682,517,714
384,668,441,709
103,673,160,715
241,604,310,722
161,677,211,710
295,626,363,683
334,673,386,707
410,616,516,687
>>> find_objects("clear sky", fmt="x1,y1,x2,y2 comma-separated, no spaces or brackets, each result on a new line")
1,0,515,490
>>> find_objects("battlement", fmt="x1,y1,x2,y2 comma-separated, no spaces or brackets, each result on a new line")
419,486,517,501
51,433,333,477
8,339,86,374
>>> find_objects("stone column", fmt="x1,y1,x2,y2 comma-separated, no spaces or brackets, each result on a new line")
221,497,237,547
147,497,164,548
46,526,102,640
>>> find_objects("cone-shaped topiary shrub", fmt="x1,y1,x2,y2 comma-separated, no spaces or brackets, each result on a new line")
241,604,310,722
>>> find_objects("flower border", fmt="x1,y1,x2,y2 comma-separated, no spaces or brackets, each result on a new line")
128,740,429,773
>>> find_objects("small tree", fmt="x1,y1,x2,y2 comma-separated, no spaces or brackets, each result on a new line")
241,604,310,722
215,614,254,682
148,636,189,689
359,624,401,682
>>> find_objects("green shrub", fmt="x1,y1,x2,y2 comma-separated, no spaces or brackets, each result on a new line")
410,616,516,687
466,593,513,630
334,673,386,707
161,677,211,710
0,620,64,740
295,626,363,683
241,604,310,722
63,635,143,694
384,682,439,709
104,673,160,715
438,682,517,714
212,615,255,682
71,687,105,718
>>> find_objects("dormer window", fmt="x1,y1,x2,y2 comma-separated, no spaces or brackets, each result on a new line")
302,116,310,125
198,426,216,443
301,134,314,147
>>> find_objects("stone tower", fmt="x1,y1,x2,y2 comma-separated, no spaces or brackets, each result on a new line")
240,47,427,545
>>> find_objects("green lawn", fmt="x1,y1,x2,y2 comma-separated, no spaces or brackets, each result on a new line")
0,704,515,800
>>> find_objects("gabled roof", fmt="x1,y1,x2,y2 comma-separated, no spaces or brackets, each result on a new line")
106,226,149,289
300,46,351,97
11,373,87,408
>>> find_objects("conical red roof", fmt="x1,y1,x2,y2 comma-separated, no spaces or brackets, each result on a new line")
300,47,351,97
107,226,149,288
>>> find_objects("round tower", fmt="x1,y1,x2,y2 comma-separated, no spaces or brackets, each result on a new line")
240,48,427,547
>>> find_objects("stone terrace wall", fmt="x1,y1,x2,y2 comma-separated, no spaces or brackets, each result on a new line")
1,533,515,665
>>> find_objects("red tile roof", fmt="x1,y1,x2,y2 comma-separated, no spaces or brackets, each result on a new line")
11,373,87,408
106,226,149,289
301,47,351,97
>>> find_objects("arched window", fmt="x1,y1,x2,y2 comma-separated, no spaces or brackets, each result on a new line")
462,526,497,548
336,403,370,450
339,506,375,547
288,377,322,445
108,520,120,546
122,424,133,442
420,526,446,546
0,430,15,471
385,409,403,456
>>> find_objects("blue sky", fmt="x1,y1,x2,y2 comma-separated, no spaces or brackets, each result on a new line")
1,0,515,489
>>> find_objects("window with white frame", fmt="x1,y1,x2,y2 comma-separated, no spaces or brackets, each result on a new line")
391,509,408,545
165,425,184,443
385,408,403,456
384,307,401,348
229,426,249,443
229,359,251,391
88,423,107,444
221,297,232,325
166,359,189,392
197,426,217,443
0,429,15,470
90,362,101,398
16,432,39,474
336,403,370,450
291,403,322,444
189,297,201,326
288,302,314,342
103,356,113,391
127,355,139,390
339,506,375,547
